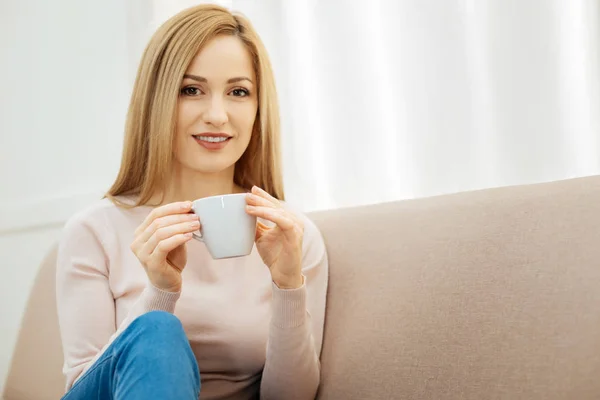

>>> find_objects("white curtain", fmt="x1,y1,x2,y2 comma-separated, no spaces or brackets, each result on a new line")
130,0,600,211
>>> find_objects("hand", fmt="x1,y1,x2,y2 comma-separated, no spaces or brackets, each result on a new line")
245,186,304,289
130,201,200,292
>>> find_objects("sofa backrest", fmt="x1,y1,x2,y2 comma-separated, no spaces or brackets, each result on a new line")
2,245,64,400
311,176,600,399
4,176,600,399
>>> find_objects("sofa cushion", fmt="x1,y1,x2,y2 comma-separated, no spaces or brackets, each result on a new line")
310,176,600,400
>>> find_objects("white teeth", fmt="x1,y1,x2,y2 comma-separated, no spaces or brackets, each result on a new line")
194,136,229,143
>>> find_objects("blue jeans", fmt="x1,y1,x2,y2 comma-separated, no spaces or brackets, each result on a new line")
61,311,201,400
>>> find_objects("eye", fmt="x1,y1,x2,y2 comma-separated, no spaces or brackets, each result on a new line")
230,88,250,97
180,86,202,96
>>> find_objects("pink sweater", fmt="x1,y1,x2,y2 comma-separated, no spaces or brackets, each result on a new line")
56,198,328,399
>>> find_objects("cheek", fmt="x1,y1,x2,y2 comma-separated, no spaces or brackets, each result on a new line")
234,103,258,137
175,103,197,143
173,105,193,153
177,102,196,129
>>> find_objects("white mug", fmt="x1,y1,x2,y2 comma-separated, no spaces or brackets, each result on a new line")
191,193,256,259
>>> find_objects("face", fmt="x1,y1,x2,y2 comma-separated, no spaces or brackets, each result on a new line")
174,35,258,176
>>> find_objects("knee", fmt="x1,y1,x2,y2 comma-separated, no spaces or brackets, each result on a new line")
124,312,195,364
135,311,182,330
128,311,186,344
115,312,200,395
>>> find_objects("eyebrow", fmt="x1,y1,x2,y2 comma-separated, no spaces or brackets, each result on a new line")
183,74,253,84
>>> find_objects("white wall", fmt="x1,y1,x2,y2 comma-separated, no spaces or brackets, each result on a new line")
0,0,132,389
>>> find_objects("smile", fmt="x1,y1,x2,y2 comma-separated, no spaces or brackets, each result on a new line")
192,134,232,150
193,135,229,143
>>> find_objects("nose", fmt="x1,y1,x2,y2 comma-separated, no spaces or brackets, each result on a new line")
202,96,228,127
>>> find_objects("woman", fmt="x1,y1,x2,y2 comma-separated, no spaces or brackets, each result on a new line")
56,4,328,400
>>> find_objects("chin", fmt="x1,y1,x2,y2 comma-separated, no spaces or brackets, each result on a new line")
190,161,235,174
178,154,238,175
174,144,246,176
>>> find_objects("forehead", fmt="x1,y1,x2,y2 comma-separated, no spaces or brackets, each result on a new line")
185,35,255,80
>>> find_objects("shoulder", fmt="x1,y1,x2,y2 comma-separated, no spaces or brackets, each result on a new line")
61,197,149,245
63,198,114,232
64,198,119,230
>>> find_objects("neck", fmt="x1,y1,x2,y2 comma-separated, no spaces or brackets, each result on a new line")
155,164,245,205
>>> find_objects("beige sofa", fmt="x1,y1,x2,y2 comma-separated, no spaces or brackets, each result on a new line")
4,176,600,399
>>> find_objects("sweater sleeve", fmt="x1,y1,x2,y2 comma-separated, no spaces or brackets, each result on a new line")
260,215,329,400
55,211,180,391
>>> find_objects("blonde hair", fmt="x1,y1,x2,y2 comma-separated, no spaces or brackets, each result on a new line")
107,4,284,206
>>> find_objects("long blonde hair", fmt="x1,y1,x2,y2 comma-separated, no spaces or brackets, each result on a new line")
107,4,284,206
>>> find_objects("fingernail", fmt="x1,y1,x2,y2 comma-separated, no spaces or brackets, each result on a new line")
182,201,192,209
190,221,200,228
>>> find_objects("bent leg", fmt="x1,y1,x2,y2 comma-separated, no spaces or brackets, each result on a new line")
62,311,200,400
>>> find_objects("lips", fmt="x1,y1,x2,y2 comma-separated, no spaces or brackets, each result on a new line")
192,133,232,150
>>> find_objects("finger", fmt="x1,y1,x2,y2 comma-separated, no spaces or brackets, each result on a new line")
283,208,303,229
255,221,270,240
247,194,304,230
257,221,270,231
246,206,295,231
135,213,199,245
149,233,194,266
246,193,278,208
135,201,193,236
139,220,200,259
246,190,305,226
251,186,281,206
